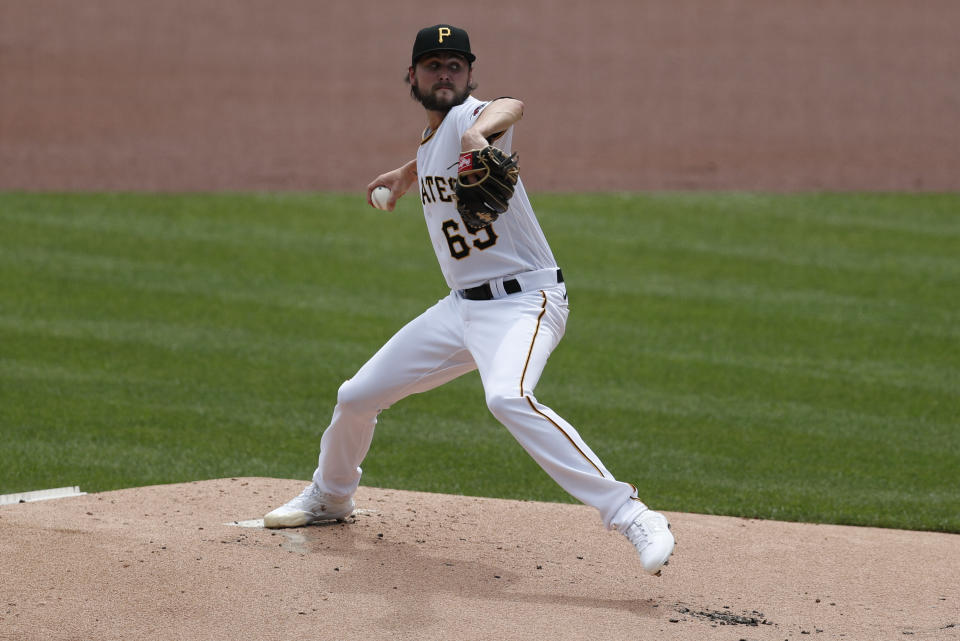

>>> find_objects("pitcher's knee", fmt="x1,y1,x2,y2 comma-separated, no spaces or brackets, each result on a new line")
485,391,530,423
336,378,383,415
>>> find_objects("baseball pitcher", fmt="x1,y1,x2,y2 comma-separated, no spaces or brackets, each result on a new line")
264,24,675,576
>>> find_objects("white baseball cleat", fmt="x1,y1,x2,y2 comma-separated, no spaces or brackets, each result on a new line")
624,509,675,575
263,483,355,528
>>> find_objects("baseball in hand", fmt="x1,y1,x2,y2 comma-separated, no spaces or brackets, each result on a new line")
371,185,392,211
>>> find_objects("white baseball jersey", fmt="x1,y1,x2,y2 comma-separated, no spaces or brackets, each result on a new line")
415,96,557,291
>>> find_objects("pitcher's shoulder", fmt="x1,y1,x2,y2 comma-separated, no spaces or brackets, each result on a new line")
452,96,491,121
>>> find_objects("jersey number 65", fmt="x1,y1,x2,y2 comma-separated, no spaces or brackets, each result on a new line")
442,219,497,259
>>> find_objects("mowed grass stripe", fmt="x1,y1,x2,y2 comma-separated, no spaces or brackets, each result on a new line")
0,361,319,437
713,192,960,236
0,245,433,321
0,193,367,250
566,224,958,278
567,385,956,447
0,314,371,363
572,309,956,393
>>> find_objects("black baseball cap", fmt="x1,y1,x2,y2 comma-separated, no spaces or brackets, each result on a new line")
411,24,476,65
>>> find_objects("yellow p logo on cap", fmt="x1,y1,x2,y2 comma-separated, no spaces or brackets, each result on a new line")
438,27,451,43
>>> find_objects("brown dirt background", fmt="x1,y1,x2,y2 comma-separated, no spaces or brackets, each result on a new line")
2,0,959,192
2,479,958,641
3,3,959,640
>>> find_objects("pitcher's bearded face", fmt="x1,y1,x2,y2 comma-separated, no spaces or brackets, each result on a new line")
410,54,473,111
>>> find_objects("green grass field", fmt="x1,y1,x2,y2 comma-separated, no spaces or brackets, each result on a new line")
1,192,957,532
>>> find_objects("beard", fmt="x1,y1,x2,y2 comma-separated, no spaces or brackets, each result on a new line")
411,82,471,112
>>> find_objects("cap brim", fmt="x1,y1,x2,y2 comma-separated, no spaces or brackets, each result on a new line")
414,49,476,64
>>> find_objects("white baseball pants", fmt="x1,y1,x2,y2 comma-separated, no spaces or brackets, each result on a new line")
311,280,647,532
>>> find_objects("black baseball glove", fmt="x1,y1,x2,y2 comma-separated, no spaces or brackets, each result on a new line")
454,146,520,232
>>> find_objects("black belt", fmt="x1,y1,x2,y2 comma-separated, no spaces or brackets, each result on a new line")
459,269,564,301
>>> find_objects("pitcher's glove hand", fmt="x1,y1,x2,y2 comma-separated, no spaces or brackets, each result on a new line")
455,146,520,232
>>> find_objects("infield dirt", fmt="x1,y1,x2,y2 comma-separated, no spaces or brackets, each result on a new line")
1,478,958,641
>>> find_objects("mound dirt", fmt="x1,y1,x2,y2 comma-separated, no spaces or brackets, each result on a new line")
1,478,957,640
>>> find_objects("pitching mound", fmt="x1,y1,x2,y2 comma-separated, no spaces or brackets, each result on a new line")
1,478,957,640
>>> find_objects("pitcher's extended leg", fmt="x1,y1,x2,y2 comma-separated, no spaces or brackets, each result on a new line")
314,294,475,497
467,288,645,531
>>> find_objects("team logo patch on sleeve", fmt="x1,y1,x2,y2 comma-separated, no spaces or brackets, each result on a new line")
472,103,487,117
